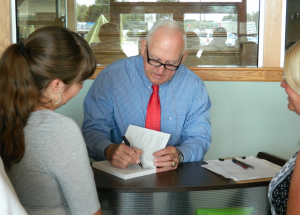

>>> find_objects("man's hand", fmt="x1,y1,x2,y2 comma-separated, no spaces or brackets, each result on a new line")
104,143,143,169
153,146,179,173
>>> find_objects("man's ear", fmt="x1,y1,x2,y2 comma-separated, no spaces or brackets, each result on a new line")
182,50,189,62
140,39,147,57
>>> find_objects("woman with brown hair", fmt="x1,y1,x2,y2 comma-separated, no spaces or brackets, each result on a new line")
0,26,102,215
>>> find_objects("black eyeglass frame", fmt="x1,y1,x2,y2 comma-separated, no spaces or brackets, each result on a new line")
146,45,183,71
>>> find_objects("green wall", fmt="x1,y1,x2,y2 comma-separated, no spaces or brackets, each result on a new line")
56,80,300,161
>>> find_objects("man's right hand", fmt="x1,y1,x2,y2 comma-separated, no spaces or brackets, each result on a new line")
104,143,143,169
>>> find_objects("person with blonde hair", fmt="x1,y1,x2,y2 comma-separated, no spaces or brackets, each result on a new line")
268,41,300,214
0,26,102,215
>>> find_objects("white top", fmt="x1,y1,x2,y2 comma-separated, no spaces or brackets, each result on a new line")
0,157,27,215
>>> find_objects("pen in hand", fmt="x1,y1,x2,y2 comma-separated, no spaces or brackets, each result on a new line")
122,136,143,169
232,158,254,169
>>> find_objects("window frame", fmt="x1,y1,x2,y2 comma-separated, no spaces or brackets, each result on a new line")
91,0,285,82
6,0,285,82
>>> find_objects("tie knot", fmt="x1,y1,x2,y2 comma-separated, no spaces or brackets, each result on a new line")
152,85,159,94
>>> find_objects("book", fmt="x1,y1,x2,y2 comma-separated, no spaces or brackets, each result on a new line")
92,160,157,180
202,156,282,183
92,125,171,180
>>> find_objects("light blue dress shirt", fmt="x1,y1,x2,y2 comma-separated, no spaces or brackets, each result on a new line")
82,55,211,162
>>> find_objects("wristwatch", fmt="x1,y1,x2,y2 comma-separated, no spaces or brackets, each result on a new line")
176,148,184,165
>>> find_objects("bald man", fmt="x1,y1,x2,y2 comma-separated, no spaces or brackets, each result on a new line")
82,19,211,173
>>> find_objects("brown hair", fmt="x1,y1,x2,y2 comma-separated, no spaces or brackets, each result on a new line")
0,26,96,169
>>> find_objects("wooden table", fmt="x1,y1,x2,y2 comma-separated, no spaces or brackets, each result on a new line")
93,152,286,215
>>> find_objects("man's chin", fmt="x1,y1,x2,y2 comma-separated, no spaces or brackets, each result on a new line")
150,78,166,86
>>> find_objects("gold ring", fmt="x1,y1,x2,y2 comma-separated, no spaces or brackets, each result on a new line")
171,161,176,168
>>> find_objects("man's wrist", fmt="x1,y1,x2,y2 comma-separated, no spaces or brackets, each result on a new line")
104,144,118,161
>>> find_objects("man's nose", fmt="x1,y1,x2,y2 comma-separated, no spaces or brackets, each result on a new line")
155,65,166,74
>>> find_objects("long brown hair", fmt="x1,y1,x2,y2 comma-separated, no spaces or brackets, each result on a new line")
0,26,96,169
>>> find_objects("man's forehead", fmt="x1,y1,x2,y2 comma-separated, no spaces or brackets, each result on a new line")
149,29,183,47
147,42,183,59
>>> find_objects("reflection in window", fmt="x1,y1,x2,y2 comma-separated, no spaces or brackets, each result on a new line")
16,0,66,42
77,0,259,67
15,0,260,67
285,0,300,50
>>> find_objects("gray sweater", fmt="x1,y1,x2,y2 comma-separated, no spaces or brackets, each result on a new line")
7,110,100,215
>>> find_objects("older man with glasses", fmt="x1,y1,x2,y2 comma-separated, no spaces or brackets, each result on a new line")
82,19,211,173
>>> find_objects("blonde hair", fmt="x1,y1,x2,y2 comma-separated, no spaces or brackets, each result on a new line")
284,41,300,94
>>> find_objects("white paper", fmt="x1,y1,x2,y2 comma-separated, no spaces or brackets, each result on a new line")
202,156,282,181
92,161,156,180
92,125,171,180
125,125,171,168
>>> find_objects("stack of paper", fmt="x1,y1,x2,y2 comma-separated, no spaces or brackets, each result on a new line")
202,156,282,183
92,160,157,180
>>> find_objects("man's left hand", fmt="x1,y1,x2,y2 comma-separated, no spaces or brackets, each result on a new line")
153,146,179,173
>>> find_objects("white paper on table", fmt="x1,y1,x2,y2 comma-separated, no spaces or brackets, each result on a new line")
202,156,282,181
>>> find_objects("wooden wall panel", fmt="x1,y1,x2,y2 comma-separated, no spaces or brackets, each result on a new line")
263,0,283,67
0,0,12,56
67,0,76,32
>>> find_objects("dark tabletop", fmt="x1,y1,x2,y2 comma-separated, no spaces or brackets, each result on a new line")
93,161,270,193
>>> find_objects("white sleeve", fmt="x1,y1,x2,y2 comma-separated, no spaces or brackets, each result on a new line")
0,158,28,215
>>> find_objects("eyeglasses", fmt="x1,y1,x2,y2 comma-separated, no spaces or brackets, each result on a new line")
146,46,183,71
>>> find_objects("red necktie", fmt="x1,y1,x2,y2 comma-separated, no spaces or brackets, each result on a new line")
145,85,161,131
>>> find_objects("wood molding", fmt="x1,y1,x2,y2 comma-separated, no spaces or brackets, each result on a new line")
263,0,283,67
91,66,283,82
67,0,76,32
0,0,12,56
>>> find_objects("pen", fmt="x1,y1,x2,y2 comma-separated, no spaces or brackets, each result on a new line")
232,158,254,169
219,156,246,161
122,136,143,169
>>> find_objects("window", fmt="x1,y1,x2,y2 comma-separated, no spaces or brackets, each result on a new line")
77,0,260,67
285,0,300,50
15,0,260,68
16,0,66,42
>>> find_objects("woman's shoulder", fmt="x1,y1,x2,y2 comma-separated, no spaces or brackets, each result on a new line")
28,110,80,132
26,110,85,156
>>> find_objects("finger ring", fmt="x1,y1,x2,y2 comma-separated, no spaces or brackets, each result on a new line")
171,161,176,168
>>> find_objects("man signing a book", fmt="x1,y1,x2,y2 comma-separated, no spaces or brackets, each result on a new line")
82,19,212,173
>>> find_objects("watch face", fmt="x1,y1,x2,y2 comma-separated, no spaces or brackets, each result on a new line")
179,154,184,163
176,149,184,164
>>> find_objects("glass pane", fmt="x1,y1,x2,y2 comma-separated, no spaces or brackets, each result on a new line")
77,0,259,67
114,0,242,2
285,0,299,50
17,0,66,42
